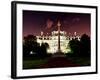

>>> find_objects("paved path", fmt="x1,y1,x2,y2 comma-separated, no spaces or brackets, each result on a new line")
39,57,79,68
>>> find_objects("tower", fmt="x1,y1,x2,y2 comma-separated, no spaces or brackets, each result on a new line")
57,21,61,52
52,20,65,57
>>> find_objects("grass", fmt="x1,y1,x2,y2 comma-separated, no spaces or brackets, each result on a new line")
66,56,90,66
23,54,90,69
23,58,48,69
73,57,90,66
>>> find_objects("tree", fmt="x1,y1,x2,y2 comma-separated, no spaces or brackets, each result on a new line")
23,34,39,58
24,35,37,42
68,34,90,57
23,35,50,59
68,38,80,56
39,42,50,57
80,34,90,57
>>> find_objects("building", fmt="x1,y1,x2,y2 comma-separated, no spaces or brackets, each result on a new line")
37,31,80,54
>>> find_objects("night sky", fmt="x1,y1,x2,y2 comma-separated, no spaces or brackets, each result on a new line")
23,10,90,37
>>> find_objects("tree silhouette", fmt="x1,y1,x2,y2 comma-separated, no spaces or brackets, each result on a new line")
80,34,90,57
40,43,50,57
23,35,50,59
68,34,90,57
23,35,39,58
68,38,80,56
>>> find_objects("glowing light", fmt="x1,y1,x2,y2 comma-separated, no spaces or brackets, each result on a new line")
37,30,73,54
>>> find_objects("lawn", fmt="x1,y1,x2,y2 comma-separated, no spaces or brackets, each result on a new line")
65,55,90,66
23,55,90,69
23,58,48,69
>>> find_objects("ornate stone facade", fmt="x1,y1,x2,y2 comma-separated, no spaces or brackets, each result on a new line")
37,31,80,54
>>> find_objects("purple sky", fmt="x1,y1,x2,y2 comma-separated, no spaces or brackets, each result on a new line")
23,10,91,37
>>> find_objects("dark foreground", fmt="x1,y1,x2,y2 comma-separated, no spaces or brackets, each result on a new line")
23,55,90,69
38,57,79,68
